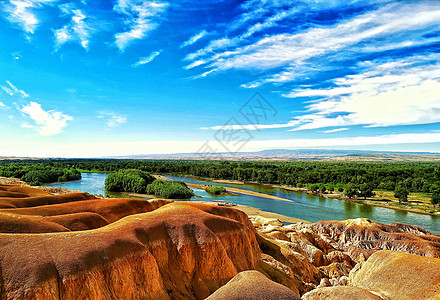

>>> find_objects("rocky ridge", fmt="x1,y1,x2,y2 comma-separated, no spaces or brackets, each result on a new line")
0,182,439,299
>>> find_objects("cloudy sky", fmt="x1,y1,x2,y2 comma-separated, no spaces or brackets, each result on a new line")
0,0,439,157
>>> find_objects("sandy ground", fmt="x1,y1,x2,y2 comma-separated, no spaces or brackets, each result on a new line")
186,183,294,202
192,201,309,224
153,175,172,180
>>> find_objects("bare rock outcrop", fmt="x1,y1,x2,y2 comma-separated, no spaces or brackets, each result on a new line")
302,286,383,300
349,250,440,300
295,218,440,260
0,201,264,299
2,184,440,299
206,270,300,300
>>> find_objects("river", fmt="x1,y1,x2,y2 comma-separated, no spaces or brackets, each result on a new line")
46,173,440,234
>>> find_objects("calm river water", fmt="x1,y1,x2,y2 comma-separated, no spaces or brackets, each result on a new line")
47,173,440,234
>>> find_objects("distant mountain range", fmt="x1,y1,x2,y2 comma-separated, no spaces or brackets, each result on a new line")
109,149,440,162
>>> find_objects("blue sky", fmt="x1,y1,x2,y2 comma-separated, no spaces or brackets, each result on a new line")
0,0,439,157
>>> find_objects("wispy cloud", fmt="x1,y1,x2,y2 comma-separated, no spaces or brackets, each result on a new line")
186,2,440,80
98,112,127,128
216,54,440,132
0,102,5,107
180,30,208,48
113,0,168,51
1,0,56,34
131,50,161,67
184,6,300,67
324,128,349,133
1,81,29,98
286,54,440,131
54,4,91,50
21,101,73,136
201,120,299,131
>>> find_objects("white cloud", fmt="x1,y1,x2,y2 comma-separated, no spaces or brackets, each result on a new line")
180,30,208,48
21,101,72,136
202,120,299,131
21,123,34,129
54,5,91,50
324,128,349,133
98,112,127,127
0,102,5,107
187,2,440,78
1,81,29,98
285,54,440,131
185,6,299,68
131,50,161,67
114,0,168,51
1,0,56,34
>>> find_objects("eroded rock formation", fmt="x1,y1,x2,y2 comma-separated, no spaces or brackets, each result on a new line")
1,183,440,300
206,270,300,300
0,184,286,299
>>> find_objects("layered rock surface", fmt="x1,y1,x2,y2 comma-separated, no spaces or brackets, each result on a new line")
206,270,300,300
251,216,440,300
0,184,267,299
1,183,440,300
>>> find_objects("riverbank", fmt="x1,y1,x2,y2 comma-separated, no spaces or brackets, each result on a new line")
190,201,309,224
185,183,294,202
168,174,440,217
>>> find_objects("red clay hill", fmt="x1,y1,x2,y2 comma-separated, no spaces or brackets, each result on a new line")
0,182,440,300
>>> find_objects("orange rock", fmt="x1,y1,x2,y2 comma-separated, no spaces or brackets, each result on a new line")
0,192,97,209
206,270,300,300
302,286,383,300
0,202,262,299
350,250,440,300
298,218,440,260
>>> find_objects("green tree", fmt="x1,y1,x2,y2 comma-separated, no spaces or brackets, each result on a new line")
431,189,440,207
344,183,357,199
394,185,409,203
310,184,319,193
206,186,226,195
359,183,375,200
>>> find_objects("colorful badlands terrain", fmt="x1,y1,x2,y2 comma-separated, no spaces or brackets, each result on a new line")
0,183,439,299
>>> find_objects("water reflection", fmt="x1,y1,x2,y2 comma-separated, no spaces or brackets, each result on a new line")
358,204,373,218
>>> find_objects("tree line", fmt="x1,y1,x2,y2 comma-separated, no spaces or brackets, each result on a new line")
1,159,439,204
0,162,81,186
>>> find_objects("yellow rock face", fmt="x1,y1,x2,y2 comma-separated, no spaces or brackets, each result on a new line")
350,250,440,300
302,286,383,300
0,184,263,299
206,270,300,300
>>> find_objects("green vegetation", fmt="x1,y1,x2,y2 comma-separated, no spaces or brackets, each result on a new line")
394,185,410,203
344,183,357,199
358,183,375,199
145,180,193,199
0,163,81,186
105,169,155,193
1,159,440,205
431,190,440,207
104,170,192,198
206,186,226,195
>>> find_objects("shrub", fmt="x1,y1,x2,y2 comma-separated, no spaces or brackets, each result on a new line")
206,186,226,195
394,185,409,203
431,189,440,207
145,180,193,199
105,169,155,193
